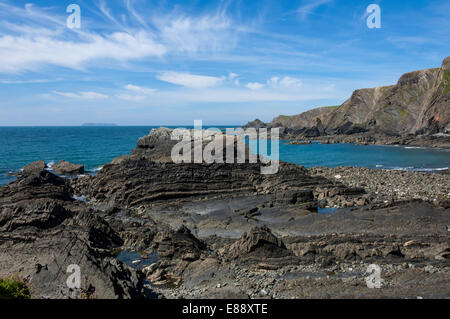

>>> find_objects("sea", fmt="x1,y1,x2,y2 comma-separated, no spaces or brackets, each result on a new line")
0,126,449,185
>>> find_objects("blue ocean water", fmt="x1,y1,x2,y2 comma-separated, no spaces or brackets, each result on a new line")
0,126,449,185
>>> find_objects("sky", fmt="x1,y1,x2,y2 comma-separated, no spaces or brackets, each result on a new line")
0,0,449,126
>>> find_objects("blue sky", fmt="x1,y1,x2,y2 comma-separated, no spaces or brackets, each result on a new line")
0,0,449,126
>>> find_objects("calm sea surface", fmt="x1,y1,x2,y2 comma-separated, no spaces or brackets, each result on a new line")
0,126,449,185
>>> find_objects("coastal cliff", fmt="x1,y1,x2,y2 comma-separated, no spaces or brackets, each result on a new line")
245,57,450,143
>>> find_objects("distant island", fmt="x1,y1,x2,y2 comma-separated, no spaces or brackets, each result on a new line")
81,123,118,127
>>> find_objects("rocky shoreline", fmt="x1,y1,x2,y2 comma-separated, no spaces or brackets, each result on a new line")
0,128,449,299
309,166,450,208
293,132,450,149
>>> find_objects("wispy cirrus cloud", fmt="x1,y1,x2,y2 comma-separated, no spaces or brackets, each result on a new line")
157,71,225,88
0,1,236,73
0,79,51,84
0,31,167,73
297,0,334,19
52,90,108,99
154,11,234,54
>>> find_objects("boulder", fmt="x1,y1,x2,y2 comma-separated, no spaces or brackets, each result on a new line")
52,160,84,175
22,161,46,175
152,226,207,282
227,226,292,260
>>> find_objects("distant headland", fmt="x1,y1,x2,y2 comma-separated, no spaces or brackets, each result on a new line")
81,123,118,127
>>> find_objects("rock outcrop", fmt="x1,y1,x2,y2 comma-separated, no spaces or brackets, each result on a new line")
0,167,152,299
131,127,251,163
72,127,362,210
148,226,207,285
227,226,292,260
78,155,357,210
243,119,266,129
51,160,84,175
22,161,47,175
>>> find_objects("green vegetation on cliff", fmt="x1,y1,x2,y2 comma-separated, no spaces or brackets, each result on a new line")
443,71,450,95
0,277,31,299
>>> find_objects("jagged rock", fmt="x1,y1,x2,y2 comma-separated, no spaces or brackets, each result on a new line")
131,127,251,163
132,127,177,162
152,226,207,281
0,170,153,299
227,226,292,260
22,161,47,175
74,129,351,208
52,160,84,175
243,119,266,129
0,168,72,203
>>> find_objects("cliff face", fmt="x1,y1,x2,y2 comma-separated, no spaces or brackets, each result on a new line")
270,106,338,129
255,57,450,135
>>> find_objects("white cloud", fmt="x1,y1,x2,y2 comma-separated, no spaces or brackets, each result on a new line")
246,82,265,90
0,79,50,84
116,93,146,102
155,12,234,54
116,84,157,101
157,71,224,88
0,2,236,73
267,77,280,86
0,31,167,73
112,85,344,105
247,76,302,90
275,76,303,89
298,0,334,19
53,91,108,99
124,84,156,94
